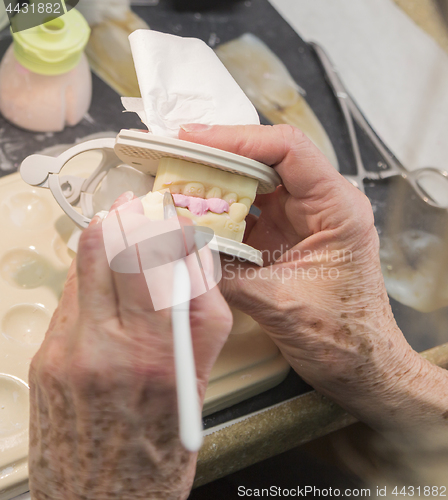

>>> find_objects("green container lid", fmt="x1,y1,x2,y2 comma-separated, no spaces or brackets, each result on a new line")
13,8,90,76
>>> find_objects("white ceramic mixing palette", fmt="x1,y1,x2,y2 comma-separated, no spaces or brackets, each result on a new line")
0,153,289,499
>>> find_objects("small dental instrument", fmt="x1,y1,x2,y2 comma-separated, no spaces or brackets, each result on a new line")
311,42,448,209
164,192,203,452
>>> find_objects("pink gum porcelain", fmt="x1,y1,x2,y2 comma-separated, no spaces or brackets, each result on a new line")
148,157,259,242
172,194,229,216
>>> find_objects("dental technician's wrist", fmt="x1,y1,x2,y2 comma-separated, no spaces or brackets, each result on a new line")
319,328,448,435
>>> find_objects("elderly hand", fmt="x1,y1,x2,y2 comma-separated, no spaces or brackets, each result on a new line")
28,193,232,500
179,124,448,434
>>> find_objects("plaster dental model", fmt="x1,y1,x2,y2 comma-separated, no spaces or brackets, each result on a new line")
142,158,258,242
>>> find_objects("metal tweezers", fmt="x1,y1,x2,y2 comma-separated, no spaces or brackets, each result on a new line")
311,42,448,209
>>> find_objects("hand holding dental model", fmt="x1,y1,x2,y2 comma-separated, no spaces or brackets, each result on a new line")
29,124,448,500
180,123,448,437
27,25,448,498
28,193,232,500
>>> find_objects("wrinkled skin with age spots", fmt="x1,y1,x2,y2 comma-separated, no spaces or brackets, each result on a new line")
180,124,448,435
30,124,448,499
28,193,232,500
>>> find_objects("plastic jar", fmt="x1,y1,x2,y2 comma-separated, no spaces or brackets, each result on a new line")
0,9,91,133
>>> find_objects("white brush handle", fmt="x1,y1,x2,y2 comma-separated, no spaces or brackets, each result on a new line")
171,259,203,452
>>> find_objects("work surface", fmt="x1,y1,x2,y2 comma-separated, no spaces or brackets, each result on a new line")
1,0,448,491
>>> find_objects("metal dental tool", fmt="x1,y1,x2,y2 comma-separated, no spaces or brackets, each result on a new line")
311,42,448,209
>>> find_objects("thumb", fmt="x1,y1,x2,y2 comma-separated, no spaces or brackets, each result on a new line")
179,124,372,238
179,123,345,201
179,123,374,244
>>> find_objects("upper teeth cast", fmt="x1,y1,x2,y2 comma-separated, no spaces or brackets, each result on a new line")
206,187,222,199
183,182,205,197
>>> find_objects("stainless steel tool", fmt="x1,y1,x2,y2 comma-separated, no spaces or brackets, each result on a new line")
311,42,448,209
163,190,177,220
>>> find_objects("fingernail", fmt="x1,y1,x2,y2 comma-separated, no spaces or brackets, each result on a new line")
123,191,134,201
91,211,108,225
180,123,212,133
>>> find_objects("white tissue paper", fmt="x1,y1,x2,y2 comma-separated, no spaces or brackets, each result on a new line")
122,30,260,137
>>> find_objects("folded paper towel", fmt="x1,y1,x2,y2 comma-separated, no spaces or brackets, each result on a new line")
122,30,260,137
